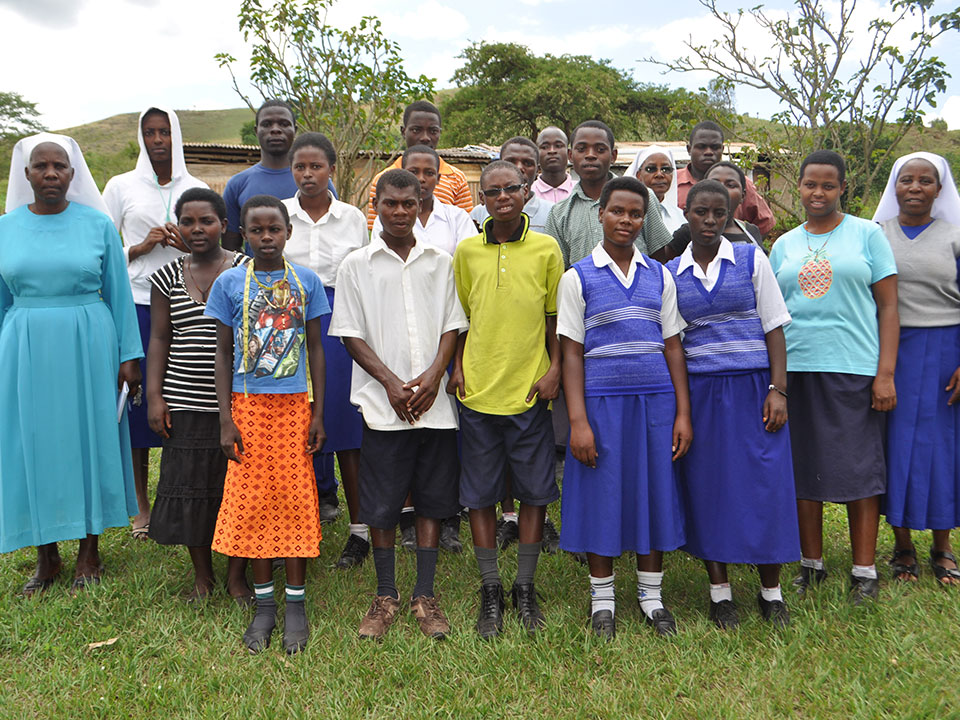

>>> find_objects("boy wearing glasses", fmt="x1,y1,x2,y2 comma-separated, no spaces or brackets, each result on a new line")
471,137,554,233
545,120,672,268
450,161,564,639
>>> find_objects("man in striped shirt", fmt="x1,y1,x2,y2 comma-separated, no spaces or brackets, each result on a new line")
366,100,473,229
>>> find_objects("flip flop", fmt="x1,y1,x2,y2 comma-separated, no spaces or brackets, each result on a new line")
21,571,60,598
130,521,150,540
70,574,102,596
930,549,960,586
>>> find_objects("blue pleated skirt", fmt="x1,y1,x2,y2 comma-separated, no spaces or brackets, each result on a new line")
128,304,161,448
321,286,362,452
679,371,800,564
884,325,960,530
559,392,684,556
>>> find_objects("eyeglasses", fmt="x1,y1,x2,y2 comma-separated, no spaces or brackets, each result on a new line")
642,165,674,175
481,184,525,198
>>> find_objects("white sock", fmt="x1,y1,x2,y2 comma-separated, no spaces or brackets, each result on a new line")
502,512,518,524
760,585,783,603
349,523,369,542
851,564,878,580
401,506,415,515
800,556,824,570
636,570,664,618
589,574,615,616
709,583,733,603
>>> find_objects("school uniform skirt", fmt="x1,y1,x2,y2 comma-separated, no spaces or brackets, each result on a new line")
787,372,886,502
128,304,162,449
212,392,321,559
559,392,684,557
679,371,799,565
320,286,362,452
884,325,960,530
149,411,227,547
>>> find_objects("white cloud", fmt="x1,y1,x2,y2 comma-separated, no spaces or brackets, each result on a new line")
934,95,960,131
0,0,86,27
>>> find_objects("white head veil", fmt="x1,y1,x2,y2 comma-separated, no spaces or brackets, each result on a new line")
625,145,680,211
872,151,960,226
5,132,108,214
133,105,192,182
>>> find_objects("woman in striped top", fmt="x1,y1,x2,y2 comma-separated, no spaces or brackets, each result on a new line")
146,188,249,602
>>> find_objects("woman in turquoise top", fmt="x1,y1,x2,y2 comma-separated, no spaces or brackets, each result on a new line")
0,134,143,595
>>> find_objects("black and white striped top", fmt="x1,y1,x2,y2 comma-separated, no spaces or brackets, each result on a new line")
150,253,248,412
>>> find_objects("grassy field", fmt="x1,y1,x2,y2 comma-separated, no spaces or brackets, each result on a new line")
0,453,957,719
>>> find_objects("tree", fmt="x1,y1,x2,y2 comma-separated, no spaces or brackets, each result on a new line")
240,119,257,145
216,0,435,207
647,0,960,219
0,91,44,141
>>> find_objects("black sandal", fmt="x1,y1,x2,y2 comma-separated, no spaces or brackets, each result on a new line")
888,548,919,581
21,573,58,598
929,549,960,586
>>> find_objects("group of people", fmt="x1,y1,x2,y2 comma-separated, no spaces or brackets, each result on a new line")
1,96,958,656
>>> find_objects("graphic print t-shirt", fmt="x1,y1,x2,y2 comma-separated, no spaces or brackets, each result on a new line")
205,262,330,394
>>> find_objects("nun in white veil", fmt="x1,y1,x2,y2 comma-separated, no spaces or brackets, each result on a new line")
872,151,960,583
0,132,142,594
625,146,685,233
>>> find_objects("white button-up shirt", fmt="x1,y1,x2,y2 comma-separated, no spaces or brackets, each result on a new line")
371,200,475,256
283,193,369,288
329,236,469,431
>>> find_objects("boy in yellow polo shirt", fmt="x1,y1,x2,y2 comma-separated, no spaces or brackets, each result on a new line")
449,160,563,639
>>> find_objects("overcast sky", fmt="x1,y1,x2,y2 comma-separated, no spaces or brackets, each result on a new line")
2,0,959,134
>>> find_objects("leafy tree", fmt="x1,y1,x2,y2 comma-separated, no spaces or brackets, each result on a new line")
647,0,960,220
929,118,948,131
216,0,435,207
240,119,257,145
0,91,44,141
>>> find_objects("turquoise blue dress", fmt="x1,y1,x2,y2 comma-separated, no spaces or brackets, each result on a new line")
0,203,143,552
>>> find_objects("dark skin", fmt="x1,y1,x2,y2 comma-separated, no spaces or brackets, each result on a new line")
885,158,959,583
343,183,457,557
704,165,745,233
560,188,692,578
501,143,539,201
684,190,788,588
686,129,724,180
214,205,325,590
401,152,441,224
637,152,674,203
222,107,296,250
447,166,562,548
569,127,617,201
145,200,249,600
25,144,142,585
794,163,899,571
536,126,568,188
401,110,442,149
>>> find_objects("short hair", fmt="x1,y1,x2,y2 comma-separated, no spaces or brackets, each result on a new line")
255,99,296,126
175,187,227,221
375,168,421,200
240,194,290,227
289,132,336,166
402,144,440,170
141,108,169,127
706,160,746,191
571,120,615,150
800,150,846,184
500,136,539,158
686,179,731,213
689,121,724,145
599,175,648,211
480,160,525,188
536,126,568,145
402,100,441,127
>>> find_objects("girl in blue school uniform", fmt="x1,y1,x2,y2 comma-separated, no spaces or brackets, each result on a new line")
558,176,692,640
667,179,799,629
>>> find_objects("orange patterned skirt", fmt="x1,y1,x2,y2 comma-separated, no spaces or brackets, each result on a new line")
211,392,321,559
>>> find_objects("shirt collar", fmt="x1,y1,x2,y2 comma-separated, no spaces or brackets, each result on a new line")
676,236,735,275
481,212,530,244
369,231,427,262
590,241,648,270
532,174,573,193
675,166,695,186
572,173,615,203
289,191,342,223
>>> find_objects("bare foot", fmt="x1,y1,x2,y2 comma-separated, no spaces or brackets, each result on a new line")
187,576,215,603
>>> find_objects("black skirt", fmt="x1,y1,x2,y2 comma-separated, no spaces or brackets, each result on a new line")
149,410,227,547
787,372,886,503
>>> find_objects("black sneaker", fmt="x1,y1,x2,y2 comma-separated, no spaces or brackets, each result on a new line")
399,523,416,552
243,605,277,654
541,517,560,554
757,593,790,627
475,582,505,640
439,516,463,554
590,609,616,641
317,493,341,525
335,533,369,570
849,574,880,605
496,518,519,550
792,565,827,595
708,599,740,630
511,582,546,634
641,606,677,637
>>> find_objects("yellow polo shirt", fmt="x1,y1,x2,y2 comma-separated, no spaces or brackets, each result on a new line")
453,214,563,415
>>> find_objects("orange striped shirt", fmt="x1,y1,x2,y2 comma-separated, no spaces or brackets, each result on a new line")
366,156,473,229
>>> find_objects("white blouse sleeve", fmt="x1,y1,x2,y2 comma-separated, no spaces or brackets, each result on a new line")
752,248,792,333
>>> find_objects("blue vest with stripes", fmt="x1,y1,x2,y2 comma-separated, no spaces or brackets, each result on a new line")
667,243,769,375
573,256,673,396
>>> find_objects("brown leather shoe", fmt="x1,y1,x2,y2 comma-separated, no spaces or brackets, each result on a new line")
358,595,401,640
410,595,450,639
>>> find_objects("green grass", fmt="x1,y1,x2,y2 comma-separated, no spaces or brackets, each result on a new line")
0,453,958,719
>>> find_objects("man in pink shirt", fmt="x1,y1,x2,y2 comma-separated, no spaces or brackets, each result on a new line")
531,126,575,203
675,121,775,236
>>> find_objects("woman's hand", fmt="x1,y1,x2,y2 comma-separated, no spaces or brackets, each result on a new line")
763,390,787,432
947,367,960,406
118,359,141,395
147,394,171,438
569,419,597,469
672,413,693,461
871,373,897,412
220,420,244,463
307,412,326,454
